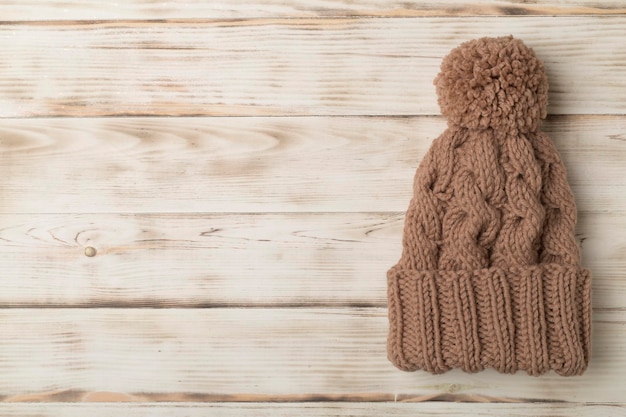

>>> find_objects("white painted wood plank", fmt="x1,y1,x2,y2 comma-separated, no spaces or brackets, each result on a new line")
0,403,624,417
0,308,622,402
1,0,625,19
0,211,618,308
0,18,625,117
0,116,622,213
0,212,397,308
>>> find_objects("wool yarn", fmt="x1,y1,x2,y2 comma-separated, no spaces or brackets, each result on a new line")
387,36,591,376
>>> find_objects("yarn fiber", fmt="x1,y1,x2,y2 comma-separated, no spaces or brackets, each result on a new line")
387,36,591,376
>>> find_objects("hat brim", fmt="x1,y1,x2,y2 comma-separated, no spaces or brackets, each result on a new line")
387,263,591,376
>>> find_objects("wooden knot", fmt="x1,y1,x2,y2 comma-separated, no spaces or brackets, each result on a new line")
84,246,97,257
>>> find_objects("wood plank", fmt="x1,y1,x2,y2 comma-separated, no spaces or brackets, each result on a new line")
1,1,625,20
0,115,623,214
0,211,620,308
0,308,622,402
0,403,624,417
0,17,625,117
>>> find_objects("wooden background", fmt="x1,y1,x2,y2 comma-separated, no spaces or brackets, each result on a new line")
0,1,625,416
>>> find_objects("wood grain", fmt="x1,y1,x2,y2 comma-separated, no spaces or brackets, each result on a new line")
1,0,625,20
0,308,622,402
0,211,619,308
0,2,623,413
0,115,623,213
0,403,624,416
0,17,625,117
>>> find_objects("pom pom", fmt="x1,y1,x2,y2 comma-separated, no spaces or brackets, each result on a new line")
434,36,548,133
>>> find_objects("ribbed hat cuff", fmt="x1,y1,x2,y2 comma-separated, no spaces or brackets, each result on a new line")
387,263,591,376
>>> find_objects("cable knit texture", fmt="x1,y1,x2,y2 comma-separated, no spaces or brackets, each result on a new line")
387,36,591,376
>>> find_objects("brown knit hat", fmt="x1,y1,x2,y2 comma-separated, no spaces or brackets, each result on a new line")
387,36,591,376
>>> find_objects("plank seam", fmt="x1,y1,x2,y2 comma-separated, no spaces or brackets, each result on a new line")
1,14,626,26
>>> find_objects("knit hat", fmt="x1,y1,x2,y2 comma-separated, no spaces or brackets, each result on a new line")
387,36,591,376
